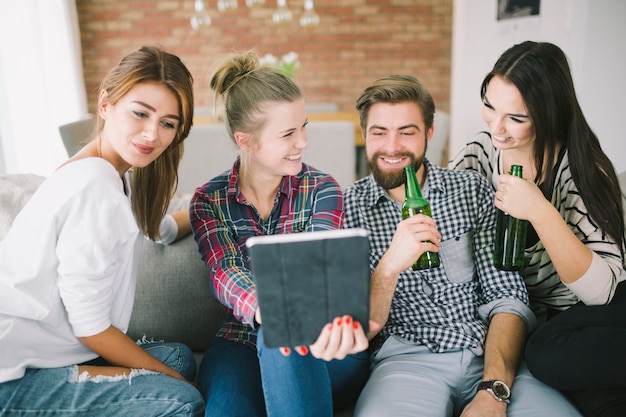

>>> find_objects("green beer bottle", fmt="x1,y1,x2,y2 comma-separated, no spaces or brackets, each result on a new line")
402,165,440,270
493,165,527,271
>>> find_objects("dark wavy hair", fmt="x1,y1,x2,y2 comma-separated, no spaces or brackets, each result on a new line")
481,41,624,255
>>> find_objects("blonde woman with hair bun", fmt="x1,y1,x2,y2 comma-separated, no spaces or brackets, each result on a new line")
190,50,377,417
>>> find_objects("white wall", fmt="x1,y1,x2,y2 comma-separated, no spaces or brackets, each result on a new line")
0,1,87,176
449,0,626,173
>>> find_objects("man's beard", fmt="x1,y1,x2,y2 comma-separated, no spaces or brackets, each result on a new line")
368,152,425,190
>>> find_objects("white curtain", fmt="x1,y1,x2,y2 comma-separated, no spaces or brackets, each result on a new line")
0,0,88,176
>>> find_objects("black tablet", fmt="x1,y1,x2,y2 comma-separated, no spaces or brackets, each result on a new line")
246,228,370,348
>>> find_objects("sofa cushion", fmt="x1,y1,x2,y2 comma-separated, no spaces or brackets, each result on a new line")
0,173,46,239
125,195,226,352
128,234,226,352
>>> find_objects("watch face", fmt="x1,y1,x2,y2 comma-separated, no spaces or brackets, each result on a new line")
492,381,510,399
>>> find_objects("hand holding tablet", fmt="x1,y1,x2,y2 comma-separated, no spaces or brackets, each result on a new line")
246,228,371,348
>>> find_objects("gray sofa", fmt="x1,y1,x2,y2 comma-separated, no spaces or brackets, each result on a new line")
3,170,626,417
126,198,226,358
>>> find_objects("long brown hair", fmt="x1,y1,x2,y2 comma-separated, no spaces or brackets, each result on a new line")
95,45,194,239
481,41,625,256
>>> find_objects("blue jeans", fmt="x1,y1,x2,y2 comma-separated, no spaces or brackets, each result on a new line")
354,337,582,417
0,342,204,417
198,328,370,417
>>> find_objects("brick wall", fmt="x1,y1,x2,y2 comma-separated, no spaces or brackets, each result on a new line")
76,0,452,114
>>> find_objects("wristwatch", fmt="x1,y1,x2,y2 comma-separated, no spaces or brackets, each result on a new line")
476,380,511,404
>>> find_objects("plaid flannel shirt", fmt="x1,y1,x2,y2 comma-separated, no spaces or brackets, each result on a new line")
190,160,343,347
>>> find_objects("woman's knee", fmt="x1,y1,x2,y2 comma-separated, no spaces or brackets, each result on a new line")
141,342,197,381
167,381,205,417
197,338,264,415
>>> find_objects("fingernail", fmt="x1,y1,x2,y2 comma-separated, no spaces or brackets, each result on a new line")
353,320,359,329
327,323,333,331
296,346,308,355
336,318,342,326
279,347,290,356
345,316,352,324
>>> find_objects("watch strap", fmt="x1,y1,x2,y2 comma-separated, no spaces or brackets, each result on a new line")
477,380,511,404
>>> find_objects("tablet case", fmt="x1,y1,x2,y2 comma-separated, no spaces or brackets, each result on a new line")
246,228,370,348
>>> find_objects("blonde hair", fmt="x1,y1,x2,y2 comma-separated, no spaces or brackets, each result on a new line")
95,46,194,240
209,50,302,174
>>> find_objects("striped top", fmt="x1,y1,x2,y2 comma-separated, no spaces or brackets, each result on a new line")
189,160,343,347
450,132,625,322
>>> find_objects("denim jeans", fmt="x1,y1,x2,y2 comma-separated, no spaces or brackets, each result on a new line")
198,327,370,417
0,342,204,417
354,337,582,417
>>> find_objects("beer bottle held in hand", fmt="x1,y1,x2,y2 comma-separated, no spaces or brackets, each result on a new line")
402,165,440,270
493,165,528,271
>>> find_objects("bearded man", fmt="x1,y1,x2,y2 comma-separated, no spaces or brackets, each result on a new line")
344,75,582,417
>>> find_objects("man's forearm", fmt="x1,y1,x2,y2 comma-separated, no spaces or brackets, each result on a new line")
367,256,400,339
482,312,527,386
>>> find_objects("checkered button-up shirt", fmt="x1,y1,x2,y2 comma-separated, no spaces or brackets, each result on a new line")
344,159,535,354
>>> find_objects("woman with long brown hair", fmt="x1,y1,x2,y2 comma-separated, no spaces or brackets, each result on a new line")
451,40,626,416
0,46,203,416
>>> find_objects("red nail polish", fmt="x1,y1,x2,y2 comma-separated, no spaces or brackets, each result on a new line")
353,320,359,329
337,318,342,326
280,347,290,355
345,316,352,324
297,346,308,355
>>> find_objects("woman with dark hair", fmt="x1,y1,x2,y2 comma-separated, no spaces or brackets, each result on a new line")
451,40,626,416
0,46,203,416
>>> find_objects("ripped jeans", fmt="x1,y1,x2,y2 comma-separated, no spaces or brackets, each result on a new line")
0,342,204,417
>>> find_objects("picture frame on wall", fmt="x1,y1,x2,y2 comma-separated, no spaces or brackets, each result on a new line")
497,0,541,21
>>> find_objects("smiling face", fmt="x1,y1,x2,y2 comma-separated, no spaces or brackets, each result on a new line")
482,75,535,154
244,98,308,180
98,81,180,175
365,101,432,190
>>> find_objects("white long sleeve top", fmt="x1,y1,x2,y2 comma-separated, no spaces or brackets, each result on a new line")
0,158,142,383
